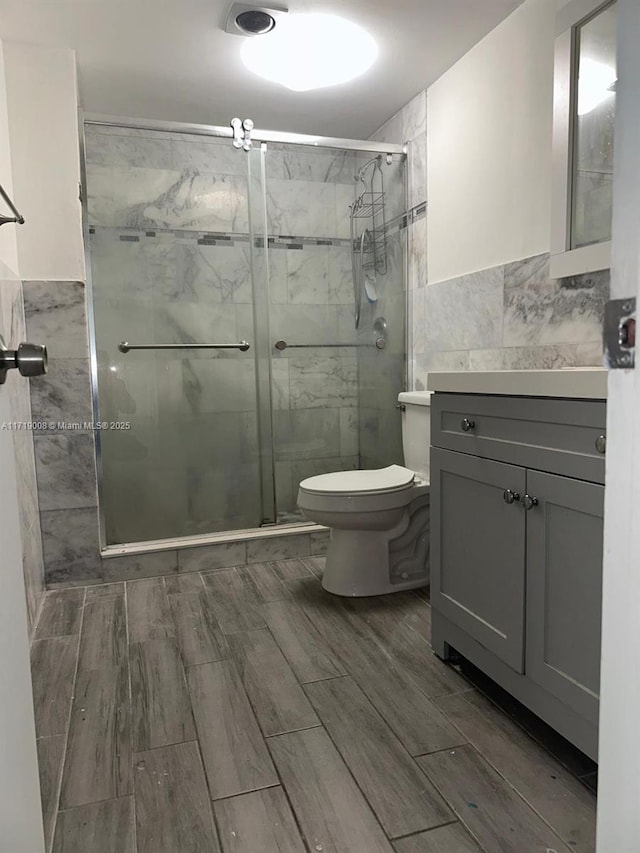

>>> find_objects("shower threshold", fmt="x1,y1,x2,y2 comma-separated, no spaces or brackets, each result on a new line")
101,520,325,558
275,509,306,525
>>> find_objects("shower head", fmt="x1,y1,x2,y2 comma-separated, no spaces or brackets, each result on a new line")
354,154,382,184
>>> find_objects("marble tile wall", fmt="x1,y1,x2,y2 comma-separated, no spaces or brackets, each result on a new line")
412,254,607,385
0,277,45,634
362,90,426,469
355,225,408,470
265,143,361,519
23,280,102,585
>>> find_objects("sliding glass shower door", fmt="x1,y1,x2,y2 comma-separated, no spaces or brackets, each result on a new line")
84,122,407,546
264,144,408,522
85,128,270,544
264,143,360,523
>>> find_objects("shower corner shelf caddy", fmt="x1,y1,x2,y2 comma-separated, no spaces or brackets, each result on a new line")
350,153,389,279
350,191,388,276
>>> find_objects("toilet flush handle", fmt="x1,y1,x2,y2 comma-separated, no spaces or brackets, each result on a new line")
396,403,406,412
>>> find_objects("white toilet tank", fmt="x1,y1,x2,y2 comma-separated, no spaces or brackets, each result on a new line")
398,391,432,481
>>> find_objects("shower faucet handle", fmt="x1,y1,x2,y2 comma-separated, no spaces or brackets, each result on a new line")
0,336,48,385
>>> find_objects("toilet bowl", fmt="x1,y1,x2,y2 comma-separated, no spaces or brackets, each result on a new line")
297,391,432,597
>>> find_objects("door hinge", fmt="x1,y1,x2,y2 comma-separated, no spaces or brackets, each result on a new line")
604,297,636,369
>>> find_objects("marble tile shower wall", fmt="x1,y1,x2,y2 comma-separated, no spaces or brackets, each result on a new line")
0,277,45,633
355,226,408,471
23,280,102,585
89,226,263,541
266,144,360,518
412,255,608,386
361,90,427,468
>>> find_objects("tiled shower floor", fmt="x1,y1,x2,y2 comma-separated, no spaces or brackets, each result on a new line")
31,556,597,852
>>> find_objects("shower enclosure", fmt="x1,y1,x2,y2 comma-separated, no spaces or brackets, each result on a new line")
82,118,407,548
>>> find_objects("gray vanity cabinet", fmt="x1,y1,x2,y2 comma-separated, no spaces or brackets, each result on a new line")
526,471,604,726
430,392,606,759
431,448,526,672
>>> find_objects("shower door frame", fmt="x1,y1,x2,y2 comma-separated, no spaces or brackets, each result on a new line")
79,111,407,556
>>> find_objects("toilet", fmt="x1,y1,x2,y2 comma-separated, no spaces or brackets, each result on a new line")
297,391,432,596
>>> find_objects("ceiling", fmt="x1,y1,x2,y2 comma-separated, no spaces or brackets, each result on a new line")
0,0,525,139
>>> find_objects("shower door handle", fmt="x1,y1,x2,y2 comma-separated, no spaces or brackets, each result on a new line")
274,340,357,351
118,341,251,353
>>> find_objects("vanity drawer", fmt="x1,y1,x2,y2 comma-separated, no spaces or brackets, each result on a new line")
431,394,606,483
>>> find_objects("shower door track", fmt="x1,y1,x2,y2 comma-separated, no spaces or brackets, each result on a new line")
82,112,407,155
100,520,325,559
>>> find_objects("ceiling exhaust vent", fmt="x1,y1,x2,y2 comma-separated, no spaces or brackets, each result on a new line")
224,3,288,36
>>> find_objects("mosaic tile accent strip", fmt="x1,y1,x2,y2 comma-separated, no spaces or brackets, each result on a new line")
92,226,356,250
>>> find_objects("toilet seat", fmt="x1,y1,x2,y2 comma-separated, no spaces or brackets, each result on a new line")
299,464,415,496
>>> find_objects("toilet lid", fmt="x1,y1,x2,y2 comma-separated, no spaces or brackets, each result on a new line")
299,464,415,496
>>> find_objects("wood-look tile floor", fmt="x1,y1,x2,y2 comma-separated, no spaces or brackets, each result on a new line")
31,556,597,853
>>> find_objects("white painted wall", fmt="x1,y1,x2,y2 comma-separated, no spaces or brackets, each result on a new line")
427,0,556,284
0,40,18,276
0,45,44,839
0,331,45,852
3,41,84,281
0,39,84,849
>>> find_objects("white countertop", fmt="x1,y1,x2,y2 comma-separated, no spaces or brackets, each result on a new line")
427,368,607,399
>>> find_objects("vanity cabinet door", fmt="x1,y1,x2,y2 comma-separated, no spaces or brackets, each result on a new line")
431,448,526,672
525,471,604,725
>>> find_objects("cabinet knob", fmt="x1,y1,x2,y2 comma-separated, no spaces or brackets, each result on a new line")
522,494,539,511
595,435,606,454
503,489,520,505
460,418,476,432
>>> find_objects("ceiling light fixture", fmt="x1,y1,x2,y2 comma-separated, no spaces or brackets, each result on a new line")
241,13,378,92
